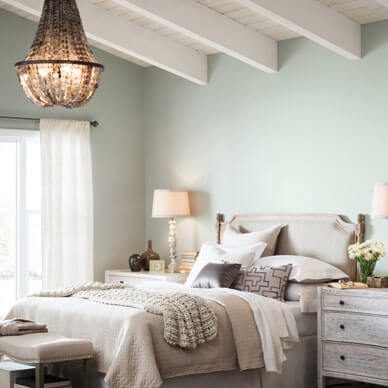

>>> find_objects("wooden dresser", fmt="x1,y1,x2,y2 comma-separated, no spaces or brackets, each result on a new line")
318,287,388,388
105,269,187,286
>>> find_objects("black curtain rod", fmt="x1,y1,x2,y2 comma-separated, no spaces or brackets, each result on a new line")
0,115,99,127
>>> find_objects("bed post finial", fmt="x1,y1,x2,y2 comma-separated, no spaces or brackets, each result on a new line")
357,213,366,243
216,213,225,244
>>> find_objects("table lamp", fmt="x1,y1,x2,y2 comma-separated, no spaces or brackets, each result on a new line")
372,182,388,218
152,190,191,273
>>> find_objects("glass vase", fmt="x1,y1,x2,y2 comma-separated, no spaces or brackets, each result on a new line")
140,240,160,271
358,259,378,284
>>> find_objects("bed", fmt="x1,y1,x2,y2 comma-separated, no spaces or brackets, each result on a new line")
5,213,363,388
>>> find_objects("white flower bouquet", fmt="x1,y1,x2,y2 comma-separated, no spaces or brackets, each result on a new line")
348,240,386,283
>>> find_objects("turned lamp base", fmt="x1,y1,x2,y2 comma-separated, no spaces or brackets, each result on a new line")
167,217,177,273
167,259,177,273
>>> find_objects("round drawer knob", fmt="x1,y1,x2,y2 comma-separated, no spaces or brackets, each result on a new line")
340,355,345,361
120,281,124,284
340,324,345,330
339,300,345,305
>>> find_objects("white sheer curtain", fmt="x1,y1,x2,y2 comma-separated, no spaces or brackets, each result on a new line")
40,119,94,289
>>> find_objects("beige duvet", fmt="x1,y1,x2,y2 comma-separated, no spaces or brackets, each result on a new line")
6,284,297,388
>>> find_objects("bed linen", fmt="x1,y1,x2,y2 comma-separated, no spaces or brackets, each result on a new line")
162,302,317,388
163,337,317,388
38,284,218,350
6,282,298,388
284,301,316,337
64,305,316,388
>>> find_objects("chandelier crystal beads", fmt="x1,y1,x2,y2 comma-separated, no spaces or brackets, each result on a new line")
15,0,104,108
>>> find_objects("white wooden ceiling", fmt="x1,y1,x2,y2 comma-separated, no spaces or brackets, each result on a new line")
198,0,388,38
89,0,388,52
1,0,387,84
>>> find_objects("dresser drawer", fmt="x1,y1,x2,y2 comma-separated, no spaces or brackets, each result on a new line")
322,311,388,347
106,275,149,286
105,272,188,286
322,293,388,315
323,342,388,380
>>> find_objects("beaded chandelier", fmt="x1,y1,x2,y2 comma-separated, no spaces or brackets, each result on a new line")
15,0,104,108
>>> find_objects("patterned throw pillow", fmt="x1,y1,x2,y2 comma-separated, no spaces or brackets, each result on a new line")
233,264,292,301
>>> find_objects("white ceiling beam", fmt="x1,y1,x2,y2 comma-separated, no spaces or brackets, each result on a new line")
1,0,207,85
110,0,277,73
234,0,361,60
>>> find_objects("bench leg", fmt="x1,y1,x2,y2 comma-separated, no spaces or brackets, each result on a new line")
35,364,44,388
83,358,91,388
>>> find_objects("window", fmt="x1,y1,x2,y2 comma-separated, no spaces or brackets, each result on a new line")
0,129,41,317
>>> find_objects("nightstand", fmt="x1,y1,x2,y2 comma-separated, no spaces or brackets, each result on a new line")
105,270,188,286
318,287,388,388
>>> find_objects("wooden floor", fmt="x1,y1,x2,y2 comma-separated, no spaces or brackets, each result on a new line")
326,376,384,387
334,384,382,387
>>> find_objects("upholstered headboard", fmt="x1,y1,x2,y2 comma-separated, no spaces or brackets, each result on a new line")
216,213,365,281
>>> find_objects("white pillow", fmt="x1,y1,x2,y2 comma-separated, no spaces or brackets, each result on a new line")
220,242,266,260
222,224,283,257
185,241,266,287
256,255,349,283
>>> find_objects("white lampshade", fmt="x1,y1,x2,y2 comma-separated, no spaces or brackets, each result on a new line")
372,182,388,218
152,190,190,218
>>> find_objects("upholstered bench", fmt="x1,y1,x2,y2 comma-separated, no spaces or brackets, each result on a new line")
0,333,93,388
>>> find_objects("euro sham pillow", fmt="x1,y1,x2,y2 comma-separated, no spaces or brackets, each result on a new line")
191,262,242,289
256,255,349,283
233,264,292,301
222,224,283,257
220,242,267,261
185,241,266,287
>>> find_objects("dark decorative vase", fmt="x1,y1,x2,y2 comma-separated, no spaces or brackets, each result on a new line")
141,240,160,271
129,254,143,272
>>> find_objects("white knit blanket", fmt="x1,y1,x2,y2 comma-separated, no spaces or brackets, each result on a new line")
135,282,300,374
34,282,217,350
33,282,124,297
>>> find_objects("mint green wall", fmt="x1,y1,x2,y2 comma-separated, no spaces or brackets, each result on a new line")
4,8,388,278
0,9,145,281
144,21,388,274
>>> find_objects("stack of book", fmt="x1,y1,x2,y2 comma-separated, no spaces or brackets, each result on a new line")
178,251,198,274
15,375,71,388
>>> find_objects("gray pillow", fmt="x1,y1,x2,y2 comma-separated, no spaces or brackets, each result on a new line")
191,262,242,289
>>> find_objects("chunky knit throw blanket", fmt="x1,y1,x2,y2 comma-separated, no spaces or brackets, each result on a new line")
34,282,217,350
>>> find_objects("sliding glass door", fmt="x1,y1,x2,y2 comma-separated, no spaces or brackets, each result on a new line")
0,129,41,317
